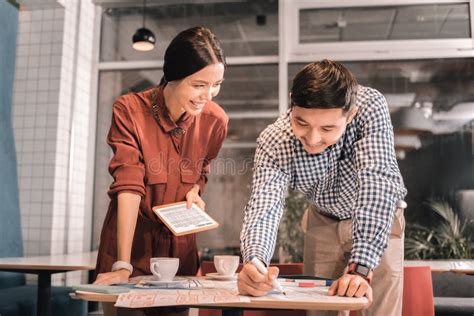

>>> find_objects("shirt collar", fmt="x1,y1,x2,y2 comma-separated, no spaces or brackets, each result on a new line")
149,85,195,134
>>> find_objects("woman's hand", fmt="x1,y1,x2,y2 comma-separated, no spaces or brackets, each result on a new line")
93,269,130,285
186,184,205,210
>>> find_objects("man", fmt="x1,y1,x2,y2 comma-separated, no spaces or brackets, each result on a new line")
238,60,407,316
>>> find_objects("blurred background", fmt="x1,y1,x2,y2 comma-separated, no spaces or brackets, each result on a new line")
1,0,473,287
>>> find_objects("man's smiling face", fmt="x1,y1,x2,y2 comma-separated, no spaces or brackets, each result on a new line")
290,105,358,154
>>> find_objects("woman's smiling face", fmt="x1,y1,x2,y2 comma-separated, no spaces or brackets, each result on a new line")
171,63,225,116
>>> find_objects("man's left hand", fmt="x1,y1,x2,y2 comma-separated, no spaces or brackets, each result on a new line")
328,273,373,305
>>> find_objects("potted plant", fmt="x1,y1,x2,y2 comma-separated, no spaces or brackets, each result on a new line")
277,190,308,263
405,199,473,259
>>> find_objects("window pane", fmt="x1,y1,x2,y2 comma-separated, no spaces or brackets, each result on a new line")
199,147,256,249
226,117,276,144
214,64,278,142
100,1,278,62
215,64,278,113
299,3,470,43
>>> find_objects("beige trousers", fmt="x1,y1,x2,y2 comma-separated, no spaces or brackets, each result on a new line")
303,205,405,316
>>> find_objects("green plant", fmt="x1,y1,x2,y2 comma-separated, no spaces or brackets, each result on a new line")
405,199,473,259
277,190,308,263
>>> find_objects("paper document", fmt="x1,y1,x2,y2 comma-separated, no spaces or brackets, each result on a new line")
115,288,249,308
255,286,366,304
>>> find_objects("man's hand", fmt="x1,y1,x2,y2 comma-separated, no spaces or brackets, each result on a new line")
93,269,130,285
328,273,373,304
237,262,279,296
186,184,205,210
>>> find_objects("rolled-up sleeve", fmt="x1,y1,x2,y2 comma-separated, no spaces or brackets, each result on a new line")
107,100,146,198
352,92,407,268
240,128,290,265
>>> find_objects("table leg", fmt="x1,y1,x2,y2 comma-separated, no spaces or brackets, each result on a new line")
221,308,244,316
37,272,52,316
88,269,99,312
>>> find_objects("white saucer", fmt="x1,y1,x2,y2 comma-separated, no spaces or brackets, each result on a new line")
205,272,237,281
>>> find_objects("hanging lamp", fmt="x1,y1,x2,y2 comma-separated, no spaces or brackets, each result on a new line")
132,0,155,51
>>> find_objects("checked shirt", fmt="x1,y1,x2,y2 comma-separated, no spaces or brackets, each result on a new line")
240,85,407,269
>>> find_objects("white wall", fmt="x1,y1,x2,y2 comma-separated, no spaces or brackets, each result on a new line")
12,0,97,286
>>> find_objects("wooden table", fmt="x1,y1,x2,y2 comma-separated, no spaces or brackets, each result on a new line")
73,278,369,316
0,251,97,316
404,259,474,274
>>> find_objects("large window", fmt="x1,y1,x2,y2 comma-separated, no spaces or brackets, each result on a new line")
93,1,278,250
289,58,474,223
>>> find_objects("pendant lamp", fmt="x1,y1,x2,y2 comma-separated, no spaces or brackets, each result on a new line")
132,0,155,51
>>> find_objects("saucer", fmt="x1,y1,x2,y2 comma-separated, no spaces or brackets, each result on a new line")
205,272,237,281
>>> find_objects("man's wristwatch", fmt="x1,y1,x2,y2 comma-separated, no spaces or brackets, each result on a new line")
347,263,373,284
111,261,133,275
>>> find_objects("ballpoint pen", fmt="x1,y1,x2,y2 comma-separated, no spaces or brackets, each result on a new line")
249,256,286,295
278,278,333,287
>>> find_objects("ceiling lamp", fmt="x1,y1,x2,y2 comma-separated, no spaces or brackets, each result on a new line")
132,0,155,51
391,106,434,134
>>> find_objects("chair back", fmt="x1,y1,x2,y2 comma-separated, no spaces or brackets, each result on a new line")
402,266,435,316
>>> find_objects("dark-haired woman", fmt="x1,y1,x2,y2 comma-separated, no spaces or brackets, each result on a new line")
94,26,228,294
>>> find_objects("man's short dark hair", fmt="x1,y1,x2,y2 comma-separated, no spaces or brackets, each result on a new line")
290,59,358,112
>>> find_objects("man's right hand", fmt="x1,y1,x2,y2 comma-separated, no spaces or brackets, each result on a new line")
93,269,130,285
237,262,279,296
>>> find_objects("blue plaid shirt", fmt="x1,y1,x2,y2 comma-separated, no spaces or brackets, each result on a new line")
240,86,407,269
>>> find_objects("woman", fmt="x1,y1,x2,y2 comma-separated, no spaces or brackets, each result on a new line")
94,26,228,290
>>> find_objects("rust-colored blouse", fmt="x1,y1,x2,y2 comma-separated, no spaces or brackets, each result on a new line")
95,86,228,277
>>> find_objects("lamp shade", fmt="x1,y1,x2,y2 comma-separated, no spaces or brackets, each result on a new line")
391,107,434,133
132,27,155,51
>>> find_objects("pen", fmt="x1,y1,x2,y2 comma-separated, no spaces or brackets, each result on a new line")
278,278,333,287
249,256,286,295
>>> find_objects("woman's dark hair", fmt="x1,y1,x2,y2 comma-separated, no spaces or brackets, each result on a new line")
290,59,358,112
160,26,226,85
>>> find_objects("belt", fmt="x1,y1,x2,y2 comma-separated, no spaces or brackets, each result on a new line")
311,205,344,221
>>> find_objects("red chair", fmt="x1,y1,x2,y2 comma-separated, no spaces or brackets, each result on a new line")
198,261,306,316
402,266,435,316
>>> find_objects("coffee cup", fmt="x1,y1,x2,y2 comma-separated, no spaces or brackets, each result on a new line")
150,257,179,281
214,255,239,276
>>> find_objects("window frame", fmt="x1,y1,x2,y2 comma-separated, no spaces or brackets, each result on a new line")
283,0,474,63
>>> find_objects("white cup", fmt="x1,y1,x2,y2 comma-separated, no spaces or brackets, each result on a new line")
150,257,179,281
214,255,239,276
